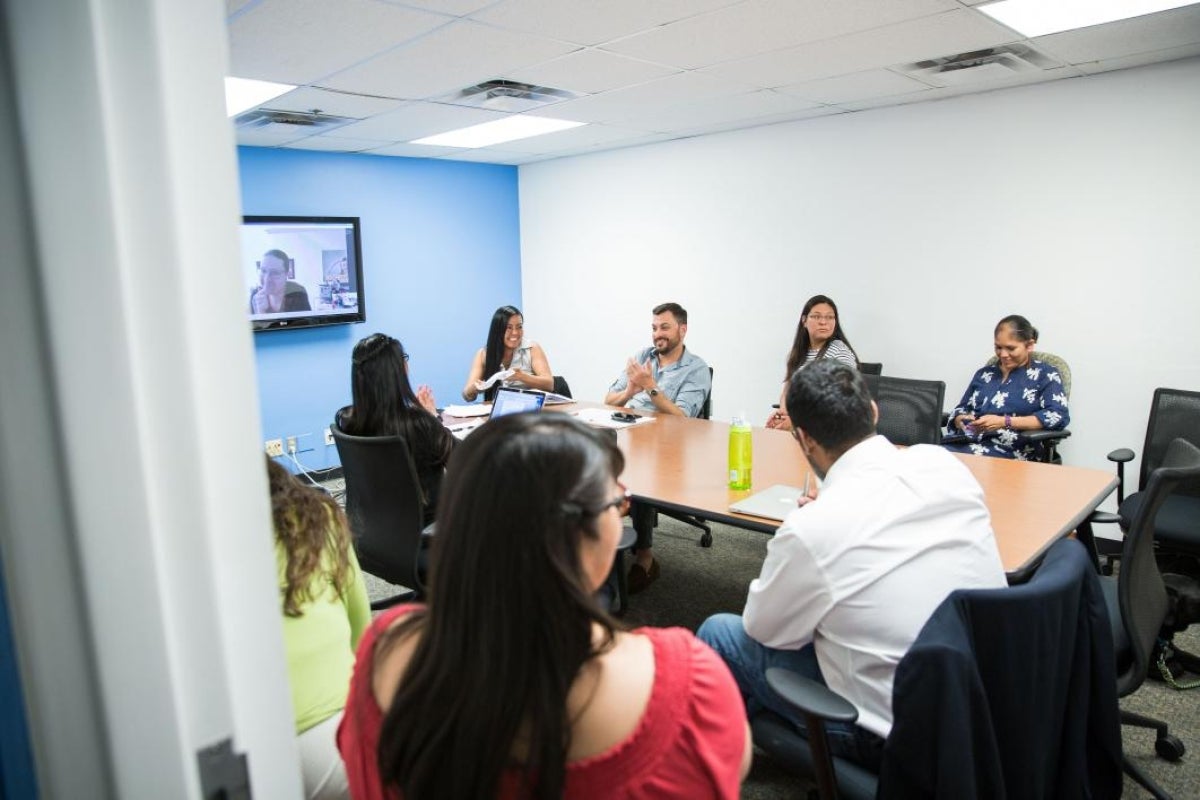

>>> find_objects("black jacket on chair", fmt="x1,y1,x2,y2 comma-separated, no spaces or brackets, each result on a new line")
879,539,1123,799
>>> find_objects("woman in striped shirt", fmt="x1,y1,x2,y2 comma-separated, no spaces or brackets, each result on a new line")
766,295,859,430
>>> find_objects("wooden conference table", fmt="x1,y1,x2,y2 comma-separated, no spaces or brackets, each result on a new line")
442,401,1117,582
601,407,1117,583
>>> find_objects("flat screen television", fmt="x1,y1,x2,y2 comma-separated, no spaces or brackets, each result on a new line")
241,215,365,332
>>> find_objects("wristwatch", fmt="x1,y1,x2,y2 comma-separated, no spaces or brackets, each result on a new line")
648,388,660,398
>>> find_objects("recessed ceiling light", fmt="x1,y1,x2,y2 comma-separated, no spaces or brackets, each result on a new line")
978,0,1199,38
224,77,296,117
411,115,585,148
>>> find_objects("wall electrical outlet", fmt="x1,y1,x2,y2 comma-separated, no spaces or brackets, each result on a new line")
286,436,297,455
324,428,335,446
265,438,284,457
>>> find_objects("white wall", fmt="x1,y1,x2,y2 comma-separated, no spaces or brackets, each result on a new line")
520,57,1200,493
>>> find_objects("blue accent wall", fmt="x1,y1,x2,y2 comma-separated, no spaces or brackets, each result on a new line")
238,147,522,471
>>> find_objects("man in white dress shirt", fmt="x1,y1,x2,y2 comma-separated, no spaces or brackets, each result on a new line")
698,360,1006,769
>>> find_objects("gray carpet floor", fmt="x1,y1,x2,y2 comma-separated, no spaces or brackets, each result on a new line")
340,470,1200,798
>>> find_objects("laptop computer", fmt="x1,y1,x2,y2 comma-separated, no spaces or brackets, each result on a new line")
729,484,806,522
489,386,546,418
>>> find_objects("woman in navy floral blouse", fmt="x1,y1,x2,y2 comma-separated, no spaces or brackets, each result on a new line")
944,315,1070,461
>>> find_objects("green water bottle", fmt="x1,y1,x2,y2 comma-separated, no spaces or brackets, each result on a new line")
728,414,753,490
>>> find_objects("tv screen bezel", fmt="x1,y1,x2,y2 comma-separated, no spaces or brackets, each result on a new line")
242,214,366,332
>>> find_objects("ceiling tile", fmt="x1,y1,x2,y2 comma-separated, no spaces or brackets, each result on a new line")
471,0,739,46
506,49,679,95
401,0,496,16
264,87,408,118
1032,5,1200,65
235,128,312,147
283,135,393,152
671,105,845,138
834,65,1085,111
776,68,933,104
319,19,579,99
359,142,462,158
227,0,452,85
603,0,959,70
618,89,823,131
704,8,1019,88
537,71,761,124
332,101,507,141
1076,43,1200,75
434,148,543,164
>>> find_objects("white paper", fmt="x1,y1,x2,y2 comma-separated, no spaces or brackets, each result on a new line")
443,403,492,418
474,368,515,391
573,408,656,429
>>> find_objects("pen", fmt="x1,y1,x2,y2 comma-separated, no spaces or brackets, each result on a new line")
803,471,812,497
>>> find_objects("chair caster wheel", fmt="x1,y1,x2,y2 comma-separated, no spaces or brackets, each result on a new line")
1156,734,1185,762
700,531,713,548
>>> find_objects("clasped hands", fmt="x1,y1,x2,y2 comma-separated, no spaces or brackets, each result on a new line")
625,358,658,394
956,413,1006,434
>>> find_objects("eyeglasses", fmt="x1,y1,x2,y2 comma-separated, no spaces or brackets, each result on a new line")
402,352,410,362
599,481,632,516
806,314,836,323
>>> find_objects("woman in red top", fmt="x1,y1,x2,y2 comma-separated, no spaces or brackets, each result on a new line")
337,413,751,799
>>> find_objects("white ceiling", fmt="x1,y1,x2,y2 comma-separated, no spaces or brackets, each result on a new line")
226,0,1200,164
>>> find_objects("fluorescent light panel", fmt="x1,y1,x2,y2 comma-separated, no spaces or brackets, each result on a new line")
225,77,296,117
411,115,585,148
978,0,1199,37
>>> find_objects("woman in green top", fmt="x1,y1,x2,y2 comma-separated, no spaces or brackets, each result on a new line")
268,458,370,799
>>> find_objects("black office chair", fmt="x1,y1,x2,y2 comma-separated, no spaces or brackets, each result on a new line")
1100,437,1200,800
857,362,882,376
330,425,429,610
862,374,945,447
1093,388,1200,570
755,537,1122,800
551,375,572,398
657,367,716,547
942,350,1072,464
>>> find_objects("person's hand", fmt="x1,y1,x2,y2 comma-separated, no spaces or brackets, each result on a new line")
795,476,819,508
625,358,656,392
969,414,1006,433
251,288,268,314
955,414,977,432
416,385,437,414
766,409,791,430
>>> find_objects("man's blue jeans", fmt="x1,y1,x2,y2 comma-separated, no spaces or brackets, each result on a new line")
697,613,884,771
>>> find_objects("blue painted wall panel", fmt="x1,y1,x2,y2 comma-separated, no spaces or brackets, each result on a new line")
237,147,521,471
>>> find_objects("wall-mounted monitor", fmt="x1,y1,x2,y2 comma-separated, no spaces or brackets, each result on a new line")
241,215,365,332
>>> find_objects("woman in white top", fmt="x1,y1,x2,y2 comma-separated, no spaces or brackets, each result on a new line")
462,305,555,401
766,295,859,430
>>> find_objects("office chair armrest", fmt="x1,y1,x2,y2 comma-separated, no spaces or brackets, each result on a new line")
1025,429,1071,445
766,668,859,725
1089,510,1121,526
1108,448,1135,463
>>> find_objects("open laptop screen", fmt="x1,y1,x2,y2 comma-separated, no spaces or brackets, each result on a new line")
489,387,546,419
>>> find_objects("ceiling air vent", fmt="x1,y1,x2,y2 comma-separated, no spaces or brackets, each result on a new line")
233,108,356,135
901,45,1060,87
441,79,581,113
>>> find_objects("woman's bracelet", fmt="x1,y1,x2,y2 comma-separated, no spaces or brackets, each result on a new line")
1005,414,1012,429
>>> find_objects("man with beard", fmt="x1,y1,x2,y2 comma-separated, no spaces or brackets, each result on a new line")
605,302,711,592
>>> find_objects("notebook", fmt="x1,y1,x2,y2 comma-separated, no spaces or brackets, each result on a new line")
728,484,807,522
488,386,546,418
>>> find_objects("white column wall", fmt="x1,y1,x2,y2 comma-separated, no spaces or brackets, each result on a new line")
520,58,1200,489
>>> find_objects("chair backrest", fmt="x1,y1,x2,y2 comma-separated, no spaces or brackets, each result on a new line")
858,362,883,376
1117,438,1200,694
330,425,426,593
881,538,1122,799
1138,388,1200,496
862,374,945,446
698,366,714,420
551,375,572,398
985,350,1072,398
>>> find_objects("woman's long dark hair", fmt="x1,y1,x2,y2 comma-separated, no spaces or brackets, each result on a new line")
344,333,421,434
482,305,522,401
376,413,624,799
784,294,857,379
266,457,352,617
